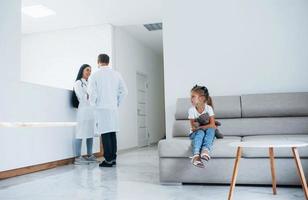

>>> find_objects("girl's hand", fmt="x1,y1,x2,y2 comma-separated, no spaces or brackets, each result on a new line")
199,124,216,130
190,119,198,132
210,124,217,129
193,122,199,128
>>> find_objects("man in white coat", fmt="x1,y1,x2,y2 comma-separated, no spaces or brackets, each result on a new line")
88,54,128,167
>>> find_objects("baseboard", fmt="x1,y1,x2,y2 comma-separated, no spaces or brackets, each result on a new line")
0,152,102,180
0,143,156,180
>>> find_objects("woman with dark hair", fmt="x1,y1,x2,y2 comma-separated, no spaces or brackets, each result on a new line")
73,64,96,165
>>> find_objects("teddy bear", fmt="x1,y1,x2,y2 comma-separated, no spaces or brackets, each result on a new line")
193,113,224,139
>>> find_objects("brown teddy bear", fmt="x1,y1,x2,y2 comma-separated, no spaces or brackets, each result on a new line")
193,113,224,139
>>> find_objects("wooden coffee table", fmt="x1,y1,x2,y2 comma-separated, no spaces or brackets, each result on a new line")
228,141,308,200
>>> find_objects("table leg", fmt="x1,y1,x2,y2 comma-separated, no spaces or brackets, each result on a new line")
228,147,242,200
269,147,277,195
292,147,308,200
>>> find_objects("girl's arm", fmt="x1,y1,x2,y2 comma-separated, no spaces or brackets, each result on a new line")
199,116,216,129
190,119,198,132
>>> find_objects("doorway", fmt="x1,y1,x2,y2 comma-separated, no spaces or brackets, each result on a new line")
136,72,149,147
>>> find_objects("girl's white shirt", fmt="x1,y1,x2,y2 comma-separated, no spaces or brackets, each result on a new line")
188,104,214,119
188,104,215,134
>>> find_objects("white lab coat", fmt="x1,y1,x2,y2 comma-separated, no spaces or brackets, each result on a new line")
88,67,128,134
74,78,95,139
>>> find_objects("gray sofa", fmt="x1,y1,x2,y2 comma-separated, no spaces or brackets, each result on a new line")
158,92,308,185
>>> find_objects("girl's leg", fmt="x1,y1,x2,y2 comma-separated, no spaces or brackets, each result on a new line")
191,130,205,155
86,138,93,156
201,128,216,152
75,139,82,157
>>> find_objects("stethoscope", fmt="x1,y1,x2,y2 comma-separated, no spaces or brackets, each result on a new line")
80,79,88,88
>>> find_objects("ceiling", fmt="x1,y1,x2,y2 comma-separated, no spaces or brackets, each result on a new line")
121,25,163,56
22,0,163,55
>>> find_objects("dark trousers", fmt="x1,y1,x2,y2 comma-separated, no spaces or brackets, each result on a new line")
101,132,117,162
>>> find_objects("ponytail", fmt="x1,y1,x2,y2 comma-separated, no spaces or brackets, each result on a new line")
207,96,214,109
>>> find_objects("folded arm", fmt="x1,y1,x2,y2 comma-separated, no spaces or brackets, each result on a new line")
117,74,128,107
87,78,97,106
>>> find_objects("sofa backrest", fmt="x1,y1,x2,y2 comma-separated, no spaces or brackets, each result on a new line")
175,96,242,120
241,92,308,117
172,92,308,137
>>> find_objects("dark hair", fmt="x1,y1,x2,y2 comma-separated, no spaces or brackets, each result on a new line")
72,64,91,108
97,54,110,64
75,64,91,81
191,84,214,108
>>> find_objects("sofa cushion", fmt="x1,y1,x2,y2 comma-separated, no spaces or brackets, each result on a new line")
242,135,308,158
241,92,308,118
172,119,249,137
172,117,308,137
174,96,241,120
158,136,242,158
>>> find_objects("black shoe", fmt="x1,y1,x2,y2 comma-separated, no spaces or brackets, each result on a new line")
111,160,116,165
99,161,113,167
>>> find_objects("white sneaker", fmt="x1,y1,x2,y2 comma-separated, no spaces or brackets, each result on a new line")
74,156,89,165
86,155,98,163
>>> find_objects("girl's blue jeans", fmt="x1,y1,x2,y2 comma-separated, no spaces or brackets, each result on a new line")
189,128,215,155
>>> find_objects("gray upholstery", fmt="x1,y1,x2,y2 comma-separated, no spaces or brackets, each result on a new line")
172,117,308,137
175,96,241,120
241,92,308,117
158,136,241,158
159,135,308,158
212,96,242,119
159,92,308,185
160,158,308,185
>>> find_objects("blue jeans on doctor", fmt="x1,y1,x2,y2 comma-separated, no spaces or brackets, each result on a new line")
190,128,215,155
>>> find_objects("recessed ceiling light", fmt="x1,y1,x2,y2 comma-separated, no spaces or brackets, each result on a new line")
22,5,56,18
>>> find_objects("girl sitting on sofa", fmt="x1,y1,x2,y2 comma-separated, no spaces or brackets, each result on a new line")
188,85,216,168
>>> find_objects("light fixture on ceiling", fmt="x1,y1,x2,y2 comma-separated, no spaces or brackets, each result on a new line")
144,23,162,31
22,5,56,18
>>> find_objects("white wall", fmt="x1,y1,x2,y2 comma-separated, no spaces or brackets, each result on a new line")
0,0,165,172
114,27,165,149
163,0,308,138
0,0,78,171
21,25,113,90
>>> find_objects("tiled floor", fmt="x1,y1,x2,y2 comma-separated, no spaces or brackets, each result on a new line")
0,146,305,200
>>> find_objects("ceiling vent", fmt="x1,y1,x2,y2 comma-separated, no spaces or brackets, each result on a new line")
144,23,162,31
